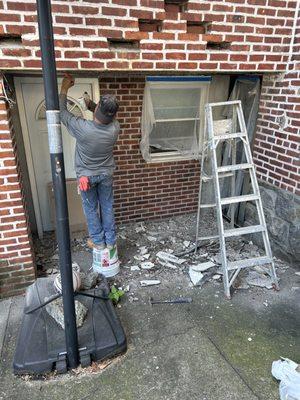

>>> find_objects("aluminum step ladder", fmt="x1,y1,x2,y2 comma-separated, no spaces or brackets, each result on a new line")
195,100,279,299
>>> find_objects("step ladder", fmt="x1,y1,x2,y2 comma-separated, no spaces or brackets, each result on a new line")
195,100,279,299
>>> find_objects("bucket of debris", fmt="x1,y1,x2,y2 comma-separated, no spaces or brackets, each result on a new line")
92,245,120,278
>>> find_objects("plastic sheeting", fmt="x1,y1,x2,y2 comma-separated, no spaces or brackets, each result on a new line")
140,79,210,161
220,76,261,223
272,358,300,400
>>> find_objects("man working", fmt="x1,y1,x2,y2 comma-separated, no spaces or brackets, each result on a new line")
59,73,120,251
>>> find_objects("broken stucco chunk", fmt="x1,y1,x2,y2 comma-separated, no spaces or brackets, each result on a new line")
46,297,88,330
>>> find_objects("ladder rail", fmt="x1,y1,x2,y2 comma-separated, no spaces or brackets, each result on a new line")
195,101,279,297
207,104,231,298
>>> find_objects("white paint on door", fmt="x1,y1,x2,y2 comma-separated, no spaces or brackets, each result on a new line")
14,77,100,236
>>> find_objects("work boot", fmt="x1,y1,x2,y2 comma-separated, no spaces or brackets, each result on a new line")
87,238,105,250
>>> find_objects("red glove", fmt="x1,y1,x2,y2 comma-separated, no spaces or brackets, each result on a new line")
78,176,90,191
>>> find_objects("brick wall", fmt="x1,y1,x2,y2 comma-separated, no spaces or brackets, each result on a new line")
253,7,299,195
0,0,299,294
0,0,298,73
100,76,200,222
253,72,300,195
0,76,36,298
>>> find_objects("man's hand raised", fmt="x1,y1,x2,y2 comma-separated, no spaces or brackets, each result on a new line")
61,73,75,94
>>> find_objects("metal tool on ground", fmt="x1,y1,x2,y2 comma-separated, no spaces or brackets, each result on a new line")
149,297,193,305
195,100,279,299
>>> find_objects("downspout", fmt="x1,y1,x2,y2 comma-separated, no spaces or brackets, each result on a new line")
36,0,79,369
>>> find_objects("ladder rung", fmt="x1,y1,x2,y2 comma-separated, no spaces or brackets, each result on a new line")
227,256,272,271
197,235,219,241
217,163,252,173
202,172,234,181
224,224,265,238
213,132,246,140
207,100,241,107
200,203,216,209
221,194,259,206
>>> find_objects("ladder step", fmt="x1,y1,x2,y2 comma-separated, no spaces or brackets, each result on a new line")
227,256,272,271
200,203,216,209
213,132,247,141
221,193,259,206
208,100,241,107
217,163,253,173
224,224,265,238
202,172,234,181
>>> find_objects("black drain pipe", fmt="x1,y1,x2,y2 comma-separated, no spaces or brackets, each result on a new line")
36,0,79,369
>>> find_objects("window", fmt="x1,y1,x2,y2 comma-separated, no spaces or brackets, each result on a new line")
140,76,211,162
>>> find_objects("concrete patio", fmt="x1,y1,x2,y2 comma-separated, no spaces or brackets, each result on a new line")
0,215,299,400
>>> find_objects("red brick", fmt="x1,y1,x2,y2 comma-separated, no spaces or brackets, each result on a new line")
23,60,42,68
111,0,137,5
210,53,229,61
55,16,83,25
52,4,70,13
166,52,186,60
130,9,153,19
0,59,21,68
164,43,185,50
140,43,163,51
7,2,36,11
56,60,79,69
124,31,149,40
2,48,31,57
114,19,138,28
178,62,197,69
163,22,186,31
102,6,127,16
153,32,175,40
156,62,176,69
202,34,223,43
92,51,115,59
69,28,96,36
83,41,109,49
100,29,123,39
230,54,248,61
0,12,20,21
107,61,130,69
199,62,218,69
131,62,154,69
213,3,234,12
141,0,164,8
5,25,35,35
72,5,99,14
178,33,200,41
142,52,163,60
64,51,90,59
54,40,81,48
188,53,207,61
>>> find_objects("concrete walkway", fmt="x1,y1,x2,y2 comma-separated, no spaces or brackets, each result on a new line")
0,268,299,400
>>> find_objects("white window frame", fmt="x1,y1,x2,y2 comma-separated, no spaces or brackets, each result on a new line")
141,79,210,163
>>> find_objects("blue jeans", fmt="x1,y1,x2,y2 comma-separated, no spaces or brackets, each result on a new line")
80,174,116,246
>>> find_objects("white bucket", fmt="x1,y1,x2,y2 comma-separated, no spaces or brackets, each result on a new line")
92,246,120,278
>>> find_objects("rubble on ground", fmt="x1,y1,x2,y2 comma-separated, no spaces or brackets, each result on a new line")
34,212,291,298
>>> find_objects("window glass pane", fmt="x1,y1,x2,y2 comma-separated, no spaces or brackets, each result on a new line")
150,88,201,119
149,120,199,153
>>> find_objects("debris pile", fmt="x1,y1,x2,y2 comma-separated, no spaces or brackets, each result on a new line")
34,213,291,299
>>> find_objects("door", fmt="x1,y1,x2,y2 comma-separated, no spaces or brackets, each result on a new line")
14,77,100,237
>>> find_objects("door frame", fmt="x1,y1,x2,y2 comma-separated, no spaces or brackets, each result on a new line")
14,76,100,238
